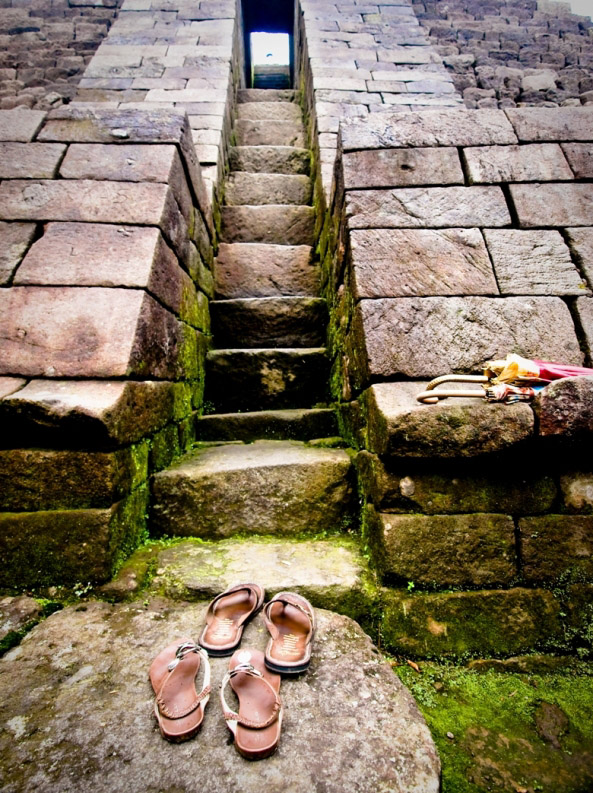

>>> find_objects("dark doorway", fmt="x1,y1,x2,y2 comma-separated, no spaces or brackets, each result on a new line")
242,0,294,87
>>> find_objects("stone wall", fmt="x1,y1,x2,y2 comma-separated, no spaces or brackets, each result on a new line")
413,0,593,108
0,0,122,111
325,104,593,658
0,105,214,588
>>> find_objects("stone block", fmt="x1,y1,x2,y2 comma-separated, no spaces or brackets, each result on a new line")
0,379,192,448
229,145,310,175
349,296,581,386
221,206,315,245
0,378,26,400
378,46,436,64
520,515,593,582
560,472,593,514
382,587,562,658
0,142,66,179
237,102,302,122
214,243,317,299
575,297,593,359
59,143,193,220
510,183,593,228
342,147,463,189
536,375,593,439
196,408,337,443
560,143,593,178
0,487,148,588
463,143,573,183
0,221,36,285
349,228,497,298
373,511,517,587
354,450,557,515
0,180,190,265
345,186,511,228
16,223,201,327
483,229,587,295
0,444,148,511
360,381,534,458
565,228,593,288
234,119,306,147
0,596,42,646
225,173,312,206
340,108,517,151
505,107,593,141
0,109,46,142
0,287,198,380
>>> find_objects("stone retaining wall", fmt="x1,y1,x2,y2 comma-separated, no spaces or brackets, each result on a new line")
326,104,593,658
0,105,215,588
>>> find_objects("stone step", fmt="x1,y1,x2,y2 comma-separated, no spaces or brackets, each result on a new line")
229,145,310,175
235,119,306,147
0,598,440,793
196,407,338,442
237,101,302,122
205,347,329,411
220,205,315,245
210,297,327,348
225,172,312,206
238,88,296,103
214,243,319,299
150,440,354,538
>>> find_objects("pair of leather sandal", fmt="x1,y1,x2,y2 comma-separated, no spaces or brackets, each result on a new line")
149,583,315,760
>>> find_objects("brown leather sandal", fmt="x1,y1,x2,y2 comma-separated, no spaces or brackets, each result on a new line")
149,640,211,742
221,648,283,760
262,592,315,675
199,583,265,657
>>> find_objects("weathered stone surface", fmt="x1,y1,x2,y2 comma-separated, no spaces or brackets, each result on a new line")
0,487,148,588
349,228,497,298
560,472,593,514
221,206,315,245
565,228,593,288
560,144,593,179
505,107,593,142
0,380,192,448
350,296,581,386
520,515,593,583
0,143,66,180
214,243,318,298
237,101,302,121
0,287,198,380
361,382,535,458
235,119,305,147
510,183,593,228
463,143,573,183
0,601,440,793
225,172,312,206
0,109,46,142
0,445,148,511
342,147,463,189
211,297,326,348
536,376,593,438
0,378,26,400
575,297,593,360
483,229,587,295
238,88,296,102
205,349,329,411
340,108,517,151
0,596,42,647
0,221,36,285
151,440,353,538
354,450,557,515
373,511,517,587
15,223,202,328
382,587,562,658
196,408,337,442
345,186,511,228
229,146,310,175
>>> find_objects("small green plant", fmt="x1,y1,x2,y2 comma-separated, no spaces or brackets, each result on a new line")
407,581,416,592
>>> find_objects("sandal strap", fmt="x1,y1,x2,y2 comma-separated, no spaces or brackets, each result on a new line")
205,584,263,624
264,595,314,627
156,643,211,720
220,663,282,730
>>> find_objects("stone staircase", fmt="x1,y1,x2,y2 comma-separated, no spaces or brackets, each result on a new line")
149,89,360,595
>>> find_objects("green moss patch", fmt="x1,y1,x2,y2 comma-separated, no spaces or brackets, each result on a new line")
394,660,593,793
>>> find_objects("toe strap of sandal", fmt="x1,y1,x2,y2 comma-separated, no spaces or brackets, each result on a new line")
220,663,282,731
156,642,211,720
263,596,315,638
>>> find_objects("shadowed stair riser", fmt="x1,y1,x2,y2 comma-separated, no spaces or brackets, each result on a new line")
221,205,315,245
235,120,305,148
237,102,303,122
229,146,311,175
225,172,312,206
196,408,338,441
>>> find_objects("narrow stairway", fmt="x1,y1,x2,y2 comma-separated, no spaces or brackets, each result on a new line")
151,89,359,592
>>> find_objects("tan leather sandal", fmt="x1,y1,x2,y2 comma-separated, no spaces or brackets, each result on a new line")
199,583,265,657
221,648,283,760
262,592,315,675
149,640,211,742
